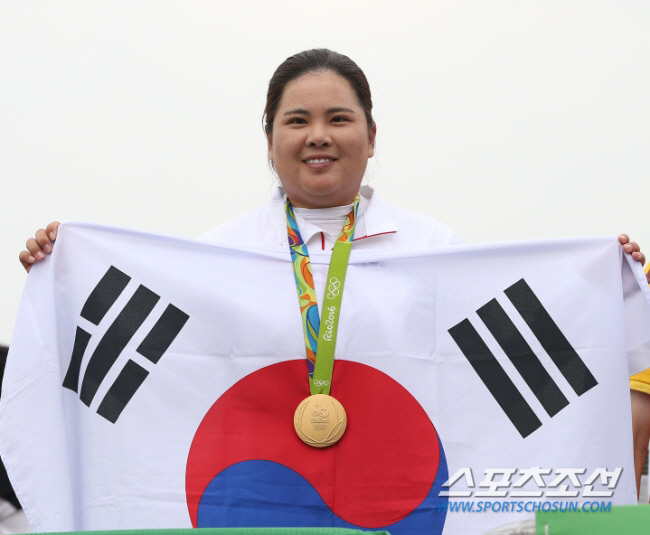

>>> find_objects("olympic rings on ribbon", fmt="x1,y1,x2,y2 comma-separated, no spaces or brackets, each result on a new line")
312,380,330,387
326,277,341,299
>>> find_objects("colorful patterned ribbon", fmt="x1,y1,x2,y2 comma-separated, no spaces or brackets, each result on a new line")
285,195,360,395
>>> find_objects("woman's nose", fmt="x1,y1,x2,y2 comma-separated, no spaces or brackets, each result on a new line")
306,123,331,147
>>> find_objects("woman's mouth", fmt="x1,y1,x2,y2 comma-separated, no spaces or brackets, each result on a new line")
303,157,337,169
304,158,334,164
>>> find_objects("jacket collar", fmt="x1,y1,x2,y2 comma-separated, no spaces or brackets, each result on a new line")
267,185,398,247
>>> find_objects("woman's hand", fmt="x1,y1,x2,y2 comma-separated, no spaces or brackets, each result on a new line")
19,222,60,273
619,234,649,283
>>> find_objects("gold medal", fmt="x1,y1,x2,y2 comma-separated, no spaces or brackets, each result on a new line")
294,394,347,448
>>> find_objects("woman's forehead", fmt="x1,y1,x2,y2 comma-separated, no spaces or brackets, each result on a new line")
278,71,359,110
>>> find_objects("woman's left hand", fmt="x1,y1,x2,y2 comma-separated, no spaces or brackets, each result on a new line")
619,234,649,283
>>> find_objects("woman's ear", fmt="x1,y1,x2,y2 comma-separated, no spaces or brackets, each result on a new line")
368,122,377,158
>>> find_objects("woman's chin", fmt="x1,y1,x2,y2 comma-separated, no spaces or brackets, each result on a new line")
284,180,361,209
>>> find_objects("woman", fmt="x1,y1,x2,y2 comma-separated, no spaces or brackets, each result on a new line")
18,48,647,272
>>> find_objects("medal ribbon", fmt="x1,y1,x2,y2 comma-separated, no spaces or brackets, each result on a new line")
286,195,359,395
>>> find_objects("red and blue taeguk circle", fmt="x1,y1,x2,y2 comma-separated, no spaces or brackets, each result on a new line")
185,360,448,534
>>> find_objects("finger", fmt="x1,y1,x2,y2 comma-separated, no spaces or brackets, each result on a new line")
632,251,646,263
25,238,46,260
619,234,630,245
34,229,53,253
45,221,61,242
18,250,35,272
623,241,641,254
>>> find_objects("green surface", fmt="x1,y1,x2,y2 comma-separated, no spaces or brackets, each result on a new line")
536,504,650,534
36,529,391,535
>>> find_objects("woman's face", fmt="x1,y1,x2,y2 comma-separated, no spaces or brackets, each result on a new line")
268,70,376,209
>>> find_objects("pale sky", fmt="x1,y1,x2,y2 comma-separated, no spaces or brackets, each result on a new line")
2,1,649,344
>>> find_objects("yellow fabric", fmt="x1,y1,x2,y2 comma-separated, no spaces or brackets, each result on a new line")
630,263,650,391
631,369,650,394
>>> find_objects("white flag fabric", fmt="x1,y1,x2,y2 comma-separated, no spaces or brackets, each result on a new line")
2,222,650,535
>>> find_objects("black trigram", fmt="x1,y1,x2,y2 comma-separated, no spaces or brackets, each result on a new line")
62,266,189,423
448,278,597,439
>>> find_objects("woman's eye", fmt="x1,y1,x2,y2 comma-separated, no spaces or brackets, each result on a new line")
331,116,349,123
288,117,306,124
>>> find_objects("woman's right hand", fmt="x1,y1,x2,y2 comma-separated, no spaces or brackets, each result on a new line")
19,222,61,273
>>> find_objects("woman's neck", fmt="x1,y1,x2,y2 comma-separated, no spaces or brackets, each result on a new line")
293,204,353,238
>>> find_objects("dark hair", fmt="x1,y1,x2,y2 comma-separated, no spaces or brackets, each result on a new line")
264,49,374,136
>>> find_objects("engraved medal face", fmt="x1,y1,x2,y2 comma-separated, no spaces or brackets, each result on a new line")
294,394,347,448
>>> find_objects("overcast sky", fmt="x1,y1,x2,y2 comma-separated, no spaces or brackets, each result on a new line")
2,1,649,344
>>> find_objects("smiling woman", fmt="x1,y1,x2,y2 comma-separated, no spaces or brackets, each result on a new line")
263,49,376,209
197,49,461,254
268,71,375,209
